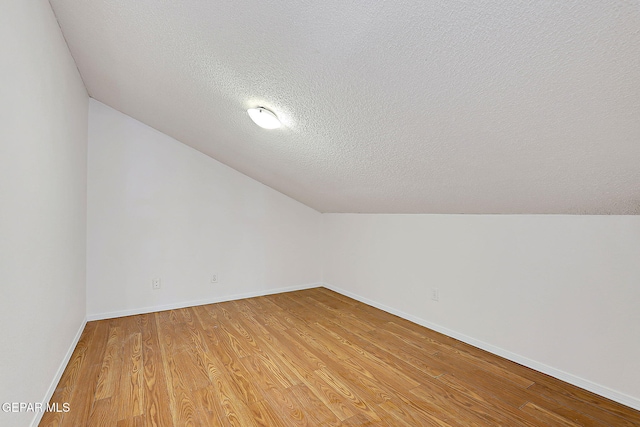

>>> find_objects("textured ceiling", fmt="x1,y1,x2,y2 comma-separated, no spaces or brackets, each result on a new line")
49,0,640,213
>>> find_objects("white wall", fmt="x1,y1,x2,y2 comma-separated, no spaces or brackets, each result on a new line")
2,3,637,424
0,2,88,427
87,100,322,318
323,214,640,409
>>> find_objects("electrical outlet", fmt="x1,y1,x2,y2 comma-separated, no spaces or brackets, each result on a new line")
211,274,218,284
431,287,439,301
152,277,161,290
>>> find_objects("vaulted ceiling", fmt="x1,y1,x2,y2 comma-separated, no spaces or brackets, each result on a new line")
49,0,640,213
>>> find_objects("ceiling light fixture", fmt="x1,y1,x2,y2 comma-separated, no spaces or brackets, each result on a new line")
247,107,281,129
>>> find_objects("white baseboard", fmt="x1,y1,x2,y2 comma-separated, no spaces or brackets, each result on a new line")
322,283,640,412
30,318,87,427
87,282,322,321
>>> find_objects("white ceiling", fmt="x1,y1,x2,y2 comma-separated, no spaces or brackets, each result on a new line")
49,0,640,214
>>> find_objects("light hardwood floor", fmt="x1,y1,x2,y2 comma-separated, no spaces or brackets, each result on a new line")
41,287,640,426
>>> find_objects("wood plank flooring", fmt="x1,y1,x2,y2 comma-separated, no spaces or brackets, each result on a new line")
40,288,640,426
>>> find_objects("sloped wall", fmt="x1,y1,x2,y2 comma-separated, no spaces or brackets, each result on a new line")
87,100,322,319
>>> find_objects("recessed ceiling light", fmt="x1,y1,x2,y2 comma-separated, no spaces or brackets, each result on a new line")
247,107,281,129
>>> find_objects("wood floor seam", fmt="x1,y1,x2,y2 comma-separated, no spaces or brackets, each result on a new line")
40,288,640,427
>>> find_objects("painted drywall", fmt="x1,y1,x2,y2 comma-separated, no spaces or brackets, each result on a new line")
86,100,322,318
323,214,640,409
0,1,89,427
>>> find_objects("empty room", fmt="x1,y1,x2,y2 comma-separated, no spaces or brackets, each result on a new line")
2,0,640,426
